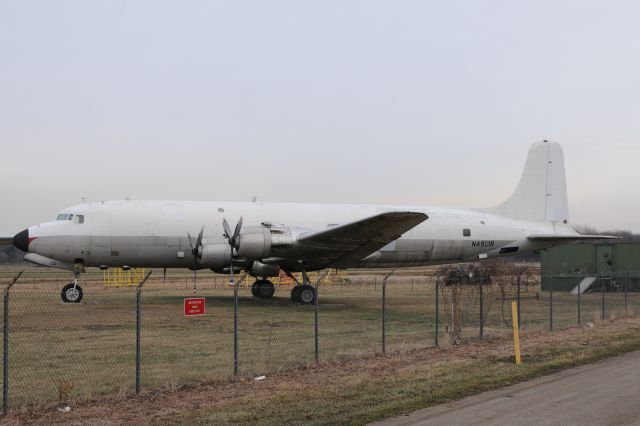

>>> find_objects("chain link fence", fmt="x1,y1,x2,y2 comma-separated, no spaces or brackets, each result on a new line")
0,264,639,413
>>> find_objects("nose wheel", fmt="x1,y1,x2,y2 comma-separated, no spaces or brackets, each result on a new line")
61,271,83,303
61,283,83,303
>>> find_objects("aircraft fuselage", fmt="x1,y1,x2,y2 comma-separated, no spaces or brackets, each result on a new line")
22,200,569,272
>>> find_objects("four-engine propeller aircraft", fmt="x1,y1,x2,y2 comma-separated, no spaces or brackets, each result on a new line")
4,141,615,303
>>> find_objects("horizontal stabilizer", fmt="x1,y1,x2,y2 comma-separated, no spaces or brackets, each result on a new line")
527,234,620,242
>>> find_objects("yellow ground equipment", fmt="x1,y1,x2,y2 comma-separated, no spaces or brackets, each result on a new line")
103,268,146,288
276,269,350,286
321,268,350,285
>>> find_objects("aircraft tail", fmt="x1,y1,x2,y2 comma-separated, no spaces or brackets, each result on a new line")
487,140,569,223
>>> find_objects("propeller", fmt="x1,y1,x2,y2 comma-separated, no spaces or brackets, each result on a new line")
187,226,205,261
223,217,243,287
187,226,204,293
222,217,243,253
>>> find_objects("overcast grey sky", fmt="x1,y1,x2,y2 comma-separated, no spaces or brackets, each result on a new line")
1,0,639,235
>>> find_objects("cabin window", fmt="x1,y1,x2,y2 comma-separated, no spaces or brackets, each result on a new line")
463,228,471,237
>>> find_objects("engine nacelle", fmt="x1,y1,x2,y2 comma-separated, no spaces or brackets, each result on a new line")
200,243,232,269
250,261,280,277
237,227,272,259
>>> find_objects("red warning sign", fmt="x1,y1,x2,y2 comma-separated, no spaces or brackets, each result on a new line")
184,298,206,316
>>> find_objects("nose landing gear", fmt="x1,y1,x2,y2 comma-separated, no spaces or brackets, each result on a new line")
61,270,83,303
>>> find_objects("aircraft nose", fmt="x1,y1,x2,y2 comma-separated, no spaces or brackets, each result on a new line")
12,229,29,252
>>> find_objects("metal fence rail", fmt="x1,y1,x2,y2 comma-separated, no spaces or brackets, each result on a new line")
0,266,639,413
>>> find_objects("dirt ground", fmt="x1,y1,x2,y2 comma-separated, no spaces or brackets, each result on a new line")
5,315,640,425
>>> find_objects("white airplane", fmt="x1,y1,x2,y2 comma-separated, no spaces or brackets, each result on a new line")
4,141,614,304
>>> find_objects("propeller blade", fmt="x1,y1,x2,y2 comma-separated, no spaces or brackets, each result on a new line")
233,216,243,240
222,218,232,239
187,232,195,251
196,226,204,249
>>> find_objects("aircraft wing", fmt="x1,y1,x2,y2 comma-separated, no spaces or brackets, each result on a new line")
297,211,428,267
527,234,620,241
0,237,12,245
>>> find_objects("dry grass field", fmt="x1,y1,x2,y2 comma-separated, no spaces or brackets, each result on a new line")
0,266,638,411
6,315,640,425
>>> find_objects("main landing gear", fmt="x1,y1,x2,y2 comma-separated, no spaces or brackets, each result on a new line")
289,268,316,305
290,284,316,305
248,266,317,305
61,271,83,303
251,279,275,299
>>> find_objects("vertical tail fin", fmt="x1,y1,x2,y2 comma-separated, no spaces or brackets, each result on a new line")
488,141,569,223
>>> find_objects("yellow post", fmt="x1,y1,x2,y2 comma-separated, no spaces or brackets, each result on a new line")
512,300,522,365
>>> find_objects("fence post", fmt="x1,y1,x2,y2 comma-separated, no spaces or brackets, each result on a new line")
625,270,629,314
233,281,239,376
517,275,521,330
382,279,386,355
135,271,152,395
479,281,483,340
3,271,23,415
313,270,330,363
314,281,319,363
601,276,605,321
577,276,581,326
549,276,553,332
435,276,439,347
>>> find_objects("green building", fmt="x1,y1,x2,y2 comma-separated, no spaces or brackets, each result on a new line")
541,244,640,292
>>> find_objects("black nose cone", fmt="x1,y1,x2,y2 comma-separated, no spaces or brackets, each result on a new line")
12,229,29,252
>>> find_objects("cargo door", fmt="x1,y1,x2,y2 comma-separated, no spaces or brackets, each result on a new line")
89,203,111,266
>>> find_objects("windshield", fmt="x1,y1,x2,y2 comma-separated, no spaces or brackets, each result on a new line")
56,214,74,221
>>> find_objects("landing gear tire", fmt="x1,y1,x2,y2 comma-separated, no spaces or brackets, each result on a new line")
291,285,302,303
291,285,316,305
61,283,83,304
251,280,275,299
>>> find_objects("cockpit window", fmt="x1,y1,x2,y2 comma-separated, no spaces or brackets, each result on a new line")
74,215,85,224
68,214,73,220
57,214,69,220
